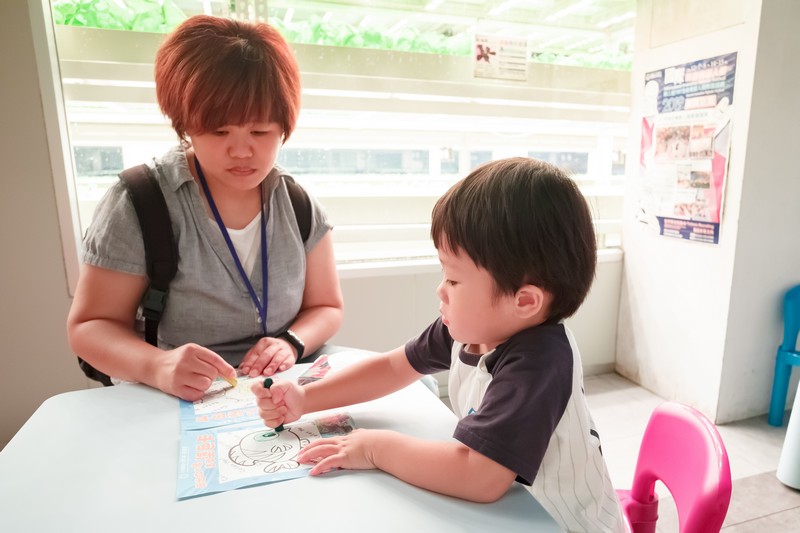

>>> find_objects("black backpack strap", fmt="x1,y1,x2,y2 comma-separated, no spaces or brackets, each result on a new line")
284,176,312,243
119,164,178,346
78,165,176,385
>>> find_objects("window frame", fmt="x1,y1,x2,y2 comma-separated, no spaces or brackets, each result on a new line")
43,7,630,295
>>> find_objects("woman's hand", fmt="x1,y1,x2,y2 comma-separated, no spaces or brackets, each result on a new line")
240,336,298,377
250,379,304,429
156,343,237,402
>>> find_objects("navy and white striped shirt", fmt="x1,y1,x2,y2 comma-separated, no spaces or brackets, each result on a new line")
406,318,624,532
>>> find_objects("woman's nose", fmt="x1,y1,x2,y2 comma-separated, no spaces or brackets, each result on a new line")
228,136,253,158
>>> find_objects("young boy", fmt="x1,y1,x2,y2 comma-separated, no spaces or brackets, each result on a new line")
252,157,624,531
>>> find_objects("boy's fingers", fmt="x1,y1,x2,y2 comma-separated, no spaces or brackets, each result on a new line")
250,381,269,397
270,383,287,405
309,455,340,475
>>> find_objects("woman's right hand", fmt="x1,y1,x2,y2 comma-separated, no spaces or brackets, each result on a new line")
68,266,240,402
156,343,237,402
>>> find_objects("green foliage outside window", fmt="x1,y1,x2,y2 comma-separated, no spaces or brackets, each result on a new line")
51,0,629,70
51,0,186,33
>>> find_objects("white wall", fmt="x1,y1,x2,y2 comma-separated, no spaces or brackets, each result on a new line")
617,0,800,423
0,0,90,450
719,0,800,422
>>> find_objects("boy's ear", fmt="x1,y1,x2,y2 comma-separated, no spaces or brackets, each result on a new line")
513,285,547,319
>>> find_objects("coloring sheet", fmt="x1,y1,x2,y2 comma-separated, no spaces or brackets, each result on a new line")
176,413,355,499
179,365,308,431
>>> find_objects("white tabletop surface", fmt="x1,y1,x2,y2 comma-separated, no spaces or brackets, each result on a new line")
0,353,560,532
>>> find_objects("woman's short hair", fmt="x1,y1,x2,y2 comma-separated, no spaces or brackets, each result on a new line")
154,15,301,141
431,158,597,321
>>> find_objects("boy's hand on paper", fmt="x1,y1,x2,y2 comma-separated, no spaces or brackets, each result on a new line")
298,429,384,475
158,343,235,402
251,380,304,428
240,336,298,377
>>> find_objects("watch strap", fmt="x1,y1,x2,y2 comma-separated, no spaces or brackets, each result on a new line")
278,329,305,360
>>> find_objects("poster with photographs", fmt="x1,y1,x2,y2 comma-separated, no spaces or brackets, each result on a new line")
638,52,737,244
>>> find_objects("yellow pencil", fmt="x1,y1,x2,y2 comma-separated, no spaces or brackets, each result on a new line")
222,375,238,388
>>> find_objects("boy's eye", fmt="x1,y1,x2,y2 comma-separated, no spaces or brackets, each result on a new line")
212,130,228,136
446,279,458,287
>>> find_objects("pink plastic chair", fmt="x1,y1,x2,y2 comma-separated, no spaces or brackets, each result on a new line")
616,402,732,533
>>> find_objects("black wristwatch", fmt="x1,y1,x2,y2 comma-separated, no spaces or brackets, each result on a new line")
278,329,305,360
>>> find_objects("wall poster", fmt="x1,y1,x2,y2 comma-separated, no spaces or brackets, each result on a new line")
638,52,737,244
473,34,528,81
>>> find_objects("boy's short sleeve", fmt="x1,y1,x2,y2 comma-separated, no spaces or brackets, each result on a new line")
404,317,454,375
453,326,574,485
82,182,147,275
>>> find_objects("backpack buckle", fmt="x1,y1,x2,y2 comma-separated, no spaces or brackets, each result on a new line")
141,288,168,320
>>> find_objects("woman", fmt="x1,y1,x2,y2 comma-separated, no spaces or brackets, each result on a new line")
67,15,343,402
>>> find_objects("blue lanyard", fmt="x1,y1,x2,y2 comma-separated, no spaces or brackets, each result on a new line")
194,157,268,336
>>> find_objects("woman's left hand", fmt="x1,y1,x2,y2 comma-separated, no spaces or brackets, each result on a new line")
239,336,298,376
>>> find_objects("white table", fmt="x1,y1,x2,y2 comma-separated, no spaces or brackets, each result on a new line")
0,353,559,532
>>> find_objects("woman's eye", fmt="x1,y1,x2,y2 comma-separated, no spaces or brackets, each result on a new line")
252,128,278,136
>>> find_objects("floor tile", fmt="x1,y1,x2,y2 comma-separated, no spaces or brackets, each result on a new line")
722,471,800,526
722,507,800,532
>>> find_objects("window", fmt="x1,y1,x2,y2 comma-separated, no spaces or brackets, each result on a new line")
51,0,634,265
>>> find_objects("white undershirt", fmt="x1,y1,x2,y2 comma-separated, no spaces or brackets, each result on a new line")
223,212,261,276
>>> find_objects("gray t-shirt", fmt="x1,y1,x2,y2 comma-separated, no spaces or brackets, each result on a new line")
82,146,331,366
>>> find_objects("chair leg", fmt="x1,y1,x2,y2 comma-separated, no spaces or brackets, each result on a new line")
769,352,790,427
617,489,658,533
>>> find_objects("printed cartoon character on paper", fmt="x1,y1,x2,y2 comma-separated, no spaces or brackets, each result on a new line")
194,376,260,415
228,428,310,474
178,414,357,498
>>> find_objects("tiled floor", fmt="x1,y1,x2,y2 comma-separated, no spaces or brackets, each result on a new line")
584,373,800,532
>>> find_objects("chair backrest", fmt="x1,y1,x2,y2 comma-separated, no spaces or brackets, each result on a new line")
628,402,732,533
781,284,800,352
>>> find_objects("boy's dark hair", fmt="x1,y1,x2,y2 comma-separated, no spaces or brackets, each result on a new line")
431,157,597,322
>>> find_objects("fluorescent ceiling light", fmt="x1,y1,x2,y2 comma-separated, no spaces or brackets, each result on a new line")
388,19,408,34
424,0,445,11
597,11,635,29
489,1,517,17
62,78,155,88
303,88,392,100
302,87,628,113
565,37,599,50
536,35,570,48
472,97,628,113
545,0,594,23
